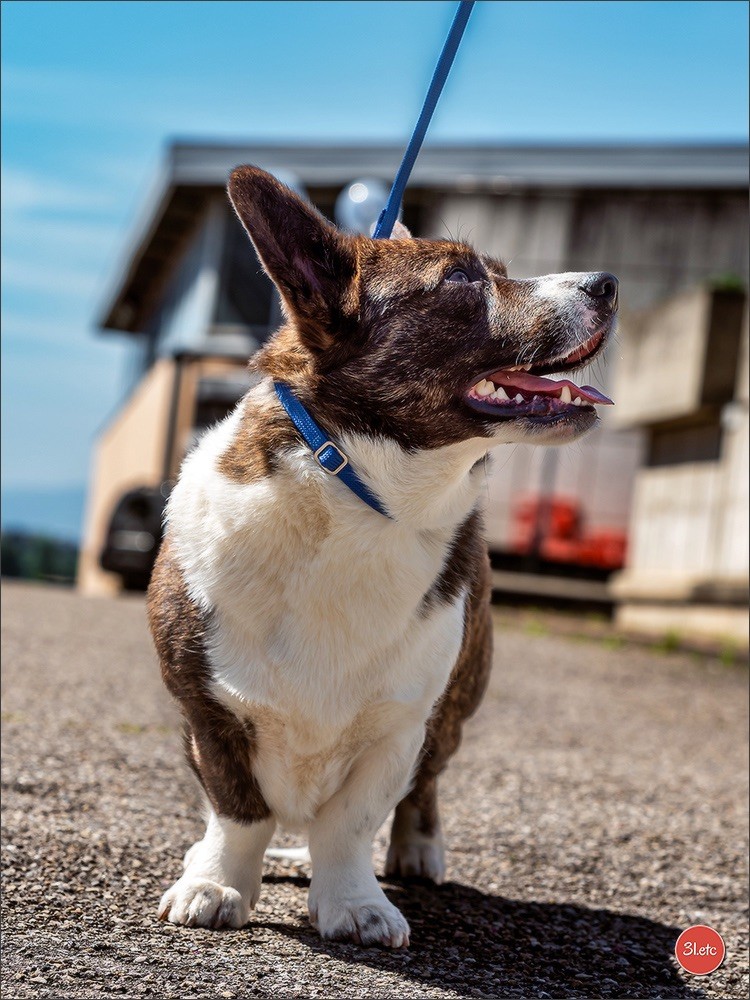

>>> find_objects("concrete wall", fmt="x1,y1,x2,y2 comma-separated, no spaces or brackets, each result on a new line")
612,301,749,645
718,306,750,580
611,288,712,428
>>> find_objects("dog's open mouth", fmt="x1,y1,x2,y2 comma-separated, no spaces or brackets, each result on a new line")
464,329,613,421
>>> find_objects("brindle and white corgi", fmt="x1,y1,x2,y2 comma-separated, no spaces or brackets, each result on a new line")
147,165,617,948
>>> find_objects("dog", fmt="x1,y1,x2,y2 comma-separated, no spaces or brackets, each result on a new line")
147,165,617,948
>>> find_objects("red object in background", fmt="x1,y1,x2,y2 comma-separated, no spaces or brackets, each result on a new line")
541,537,581,563
510,496,627,570
511,497,580,550
576,530,627,569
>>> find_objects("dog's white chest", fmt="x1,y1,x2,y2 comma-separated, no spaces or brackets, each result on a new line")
166,410,476,824
205,508,462,715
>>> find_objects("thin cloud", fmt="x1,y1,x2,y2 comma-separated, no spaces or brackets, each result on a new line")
1,257,101,301
1,165,118,219
6,217,124,261
2,63,246,134
1,313,107,351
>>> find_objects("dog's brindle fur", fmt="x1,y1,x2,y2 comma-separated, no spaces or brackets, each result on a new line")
148,166,615,946
148,540,272,825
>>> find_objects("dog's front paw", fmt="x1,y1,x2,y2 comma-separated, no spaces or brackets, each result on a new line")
385,835,446,883
309,891,410,948
158,876,247,929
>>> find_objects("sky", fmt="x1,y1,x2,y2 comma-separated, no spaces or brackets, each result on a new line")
2,0,748,541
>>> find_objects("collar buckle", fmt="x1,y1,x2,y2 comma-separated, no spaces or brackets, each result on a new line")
313,441,349,476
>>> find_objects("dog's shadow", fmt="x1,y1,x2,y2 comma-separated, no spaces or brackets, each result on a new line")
260,875,702,999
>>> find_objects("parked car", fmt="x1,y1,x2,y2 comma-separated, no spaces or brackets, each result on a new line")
99,485,169,590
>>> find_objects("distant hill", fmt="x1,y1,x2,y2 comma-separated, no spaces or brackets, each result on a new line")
0,486,86,544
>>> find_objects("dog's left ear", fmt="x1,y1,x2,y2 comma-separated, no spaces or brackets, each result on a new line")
228,165,358,352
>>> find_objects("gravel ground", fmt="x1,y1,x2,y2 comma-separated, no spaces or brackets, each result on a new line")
2,580,748,999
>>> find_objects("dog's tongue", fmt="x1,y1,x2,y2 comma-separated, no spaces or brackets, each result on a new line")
492,370,614,405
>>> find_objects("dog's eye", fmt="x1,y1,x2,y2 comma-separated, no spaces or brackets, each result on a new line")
445,269,470,284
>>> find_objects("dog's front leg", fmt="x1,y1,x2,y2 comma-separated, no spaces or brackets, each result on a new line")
159,808,275,929
307,727,423,948
157,707,275,930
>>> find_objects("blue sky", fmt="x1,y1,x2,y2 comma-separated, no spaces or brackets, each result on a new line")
2,0,748,540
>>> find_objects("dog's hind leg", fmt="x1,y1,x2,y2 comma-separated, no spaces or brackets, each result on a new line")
386,775,446,883
386,552,493,883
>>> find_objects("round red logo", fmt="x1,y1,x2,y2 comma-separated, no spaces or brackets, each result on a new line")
675,925,725,976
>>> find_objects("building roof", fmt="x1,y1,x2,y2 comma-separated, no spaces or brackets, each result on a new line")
99,141,749,333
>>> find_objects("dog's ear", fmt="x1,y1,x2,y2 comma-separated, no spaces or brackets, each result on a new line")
228,165,358,352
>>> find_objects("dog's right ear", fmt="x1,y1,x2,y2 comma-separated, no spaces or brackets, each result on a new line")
228,165,357,352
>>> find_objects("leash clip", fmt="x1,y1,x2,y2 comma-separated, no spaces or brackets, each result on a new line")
314,441,349,476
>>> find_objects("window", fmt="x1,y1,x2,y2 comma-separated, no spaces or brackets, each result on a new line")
647,412,723,466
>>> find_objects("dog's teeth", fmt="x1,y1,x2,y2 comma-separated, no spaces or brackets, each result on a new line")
514,393,524,404
560,385,572,404
475,380,494,397
521,364,532,371
493,386,509,401
573,396,582,406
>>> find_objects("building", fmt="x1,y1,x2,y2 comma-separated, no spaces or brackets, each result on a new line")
611,284,748,644
79,142,748,644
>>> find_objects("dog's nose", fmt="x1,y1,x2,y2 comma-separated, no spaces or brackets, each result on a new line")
578,272,619,309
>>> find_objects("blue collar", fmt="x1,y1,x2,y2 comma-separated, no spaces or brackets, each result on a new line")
273,381,392,519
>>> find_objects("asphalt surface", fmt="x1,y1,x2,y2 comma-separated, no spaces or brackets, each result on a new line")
2,580,748,999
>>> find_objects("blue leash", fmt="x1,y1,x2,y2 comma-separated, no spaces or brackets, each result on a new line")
276,2,475,519
373,0,476,239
